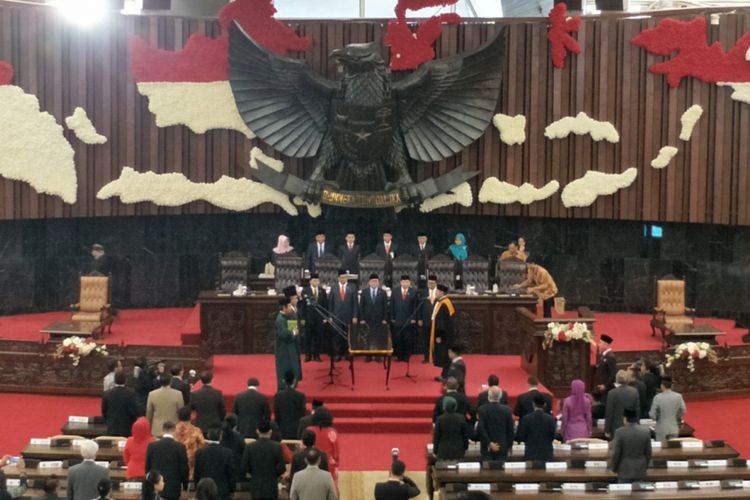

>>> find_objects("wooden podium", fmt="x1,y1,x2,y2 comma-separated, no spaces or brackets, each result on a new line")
519,307,596,397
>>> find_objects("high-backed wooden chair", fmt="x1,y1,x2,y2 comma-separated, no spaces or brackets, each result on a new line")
651,279,694,337
462,254,489,292
219,251,250,292
496,257,527,293
275,253,303,292
314,253,342,286
71,276,113,334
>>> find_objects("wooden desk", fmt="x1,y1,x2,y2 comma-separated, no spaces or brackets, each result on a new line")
592,423,695,440
438,486,750,499
40,321,103,341
669,324,726,346
61,421,108,438
2,465,127,481
22,443,123,462
198,292,537,355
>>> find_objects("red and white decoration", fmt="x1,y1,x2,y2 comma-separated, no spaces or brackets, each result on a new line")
547,2,581,69
665,342,718,373
543,321,594,349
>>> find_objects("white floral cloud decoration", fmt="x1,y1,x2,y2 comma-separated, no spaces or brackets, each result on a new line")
717,83,750,105
65,107,107,144
679,104,703,141
544,112,620,143
419,182,473,213
650,146,679,169
492,113,526,145
479,178,559,205
561,167,638,208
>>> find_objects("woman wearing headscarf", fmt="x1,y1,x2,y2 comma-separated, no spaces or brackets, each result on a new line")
448,234,468,261
560,379,593,442
124,418,155,479
270,235,294,265
433,396,470,460
307,407,340,482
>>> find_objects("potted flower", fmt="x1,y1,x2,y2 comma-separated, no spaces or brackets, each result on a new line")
543,322,594,350
53,336,109,366
665,342,718,372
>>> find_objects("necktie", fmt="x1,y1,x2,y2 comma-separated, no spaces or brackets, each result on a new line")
402,289,407,300
313,288,317,299
340,286,345,301
371,289,376,301
430,290,435,304
318,244,322,258
348,243,352,250
385,242,390,253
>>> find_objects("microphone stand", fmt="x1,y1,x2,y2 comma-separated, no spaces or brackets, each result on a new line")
391,298,426,383
303,296,350,389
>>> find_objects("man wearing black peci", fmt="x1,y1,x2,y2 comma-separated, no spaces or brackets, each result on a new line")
299,272,328,362
305,229,329,273
359,273,389,361
329,269,358,361
101,370,138,437
595,334,617,393
375,229,398,287
418,275,438,364
338,230,361,276
390,274,418,362
274,371,307,440
414,232,434,285
430,283,455,381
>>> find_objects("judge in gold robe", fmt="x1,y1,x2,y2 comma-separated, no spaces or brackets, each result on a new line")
430,284,455,381
515,263,558,318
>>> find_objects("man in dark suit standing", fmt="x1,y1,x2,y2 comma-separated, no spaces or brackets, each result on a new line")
476,387,515,460
232,377,270,438
297,400,324,438
515,394,557,462
338,231,361,276
430,284,455,380
274,371,307,440
194,427,235,500
145,422,189,500
190,371,226,435
477,375,509,408
305,230,329,272
514,376,553,419
359,273,389,361
289,429,329,485
169,365,190,406
101,371,138,437
329,269,358,361
595,334,617,393
432,377,475,424
414,233,434,285
611,408,652,483
299,273,328,362
605,370,641,439
418,275,438,364
241,422,287,500
446,344,467,393
374,229,398,287
374,459,420,500
390,274,418,362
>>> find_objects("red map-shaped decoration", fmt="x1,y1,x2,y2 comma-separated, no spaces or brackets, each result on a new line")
547,2,581,69
218,0,311,55
0,60,13,85
385,13,461,71
631,16,750,87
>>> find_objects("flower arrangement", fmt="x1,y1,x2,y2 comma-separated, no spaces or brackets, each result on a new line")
665,342,718,372
53,337,108,366
543,322,594,349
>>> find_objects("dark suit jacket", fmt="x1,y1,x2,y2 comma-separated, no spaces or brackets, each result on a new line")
194,443,235,500
337,244,361,275
359,287,389,325
374,477,421,500
297,413,316,439
611,423,652,481
374,241,398,259
414,242,435,261
390,286,418,326
433,392,475,424
595,350,617,390
605,385,640,436
305,242,330,272
299,285,328,326
514,390,553,419
477,389,509,408
190,385,226,434
631,379,649,416
233,389,270,438
477,403,515,459
330,282,358,324
274,387,307,439
419,289,437,325
145,437,189,500
446,358,467,394
516,409,557,462
241,437,286,499
289,447,329,484
220,429,246,483
101,386,138,437
433,412,470,460
170,377,190,406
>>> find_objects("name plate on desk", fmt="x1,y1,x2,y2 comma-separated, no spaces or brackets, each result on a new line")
562,483,586,491
743,481,750,488
639,419,656,426
426,444,434,453
682,441,704,448
588,443,609,450
699,480,721,488
553,444,571,451
608,484,632,492
467,484,491,492
118,441,126,448
95,461,110,468
122,483,142,491
596,419,605,428
68,416,89,423
704,460,728,467
511,444,525,453
513,483,540,491
30,438,51,446
39,461,63,469
585,461,608,469
504,462,527,470
6,479,20,488
545,462,567,470
655,482,679,489
667,461,689,468
72,440,85,447
457,462,481,471
651,440,662,448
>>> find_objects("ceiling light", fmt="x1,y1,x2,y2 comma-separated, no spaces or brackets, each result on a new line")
52,0,109,27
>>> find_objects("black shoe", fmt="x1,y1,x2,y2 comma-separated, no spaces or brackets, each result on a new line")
434,376,444,382
422,360,429,364
305,356,312,362
365,356,372,363
313,356,322,362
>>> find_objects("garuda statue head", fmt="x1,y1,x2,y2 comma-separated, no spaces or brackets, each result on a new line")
330,42,385,74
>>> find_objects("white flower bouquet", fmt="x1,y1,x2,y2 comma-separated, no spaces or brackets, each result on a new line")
543,322,594,349
665,341,718,372
53,336,108,366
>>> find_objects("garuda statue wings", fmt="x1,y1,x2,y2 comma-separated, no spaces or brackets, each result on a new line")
228,23,506,207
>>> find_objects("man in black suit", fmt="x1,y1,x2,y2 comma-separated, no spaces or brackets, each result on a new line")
89,243,113,276
477,375,509,409
595,334,617,393
274,371,307,439
432,377,475,424
101,371,138,437
329,269,358,361
446,343,467,393
417,275,438,364
145,421,189,500
194,427,235,500
605,370,641,439
241,421,287,500
190,371,226,435
299,273,328,362
337,231,361,276
169,365,190,405
359,273,389,361
304,229,329,272
514,376,553,419
611,408,652,483
374,459,420,500
390,274,418,362
515,394,557,463
476,387,515,460
297,400,324,438
232,377,270,438
414,232,434,285
375,229,398,287
430,284,455,380
289,429,329,485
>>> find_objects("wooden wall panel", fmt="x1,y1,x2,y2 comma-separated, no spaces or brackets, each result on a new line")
0,2,748,225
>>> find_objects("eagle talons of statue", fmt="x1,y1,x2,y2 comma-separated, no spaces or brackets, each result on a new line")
228,23,506,208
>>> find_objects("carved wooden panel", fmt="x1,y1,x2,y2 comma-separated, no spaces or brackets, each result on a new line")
203,306,246,354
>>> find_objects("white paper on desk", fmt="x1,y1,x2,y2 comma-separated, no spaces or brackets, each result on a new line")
513,483,540,491
39,461,63,469
72,440,85,447
5,479,21,488
118,441,126,448
457,462,481,471
30,438,51,445
596,419,605,428
122,483,142,491
95,461,109,468
504,462,526,470
426,444,434,452
706,459,728,467
562,483,586,491
666,460,689,468
639,419,656,426
588,443,609,450
467,484,491,492
651,440,662,448
654,481,679,489
511,444,525,454
553,444,571,451
545,462,567,470
698,480,721,488
608,483,632,492
468,443,480,451
681,441,704,448
67,416,89,423
742,480,750,488
584,461,608,468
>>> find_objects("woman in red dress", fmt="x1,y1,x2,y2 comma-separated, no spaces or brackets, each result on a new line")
307,407,340,482
123,417,154,479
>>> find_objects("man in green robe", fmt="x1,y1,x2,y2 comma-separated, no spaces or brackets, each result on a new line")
275,297,302,390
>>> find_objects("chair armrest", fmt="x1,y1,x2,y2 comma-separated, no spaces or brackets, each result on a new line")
685,307,696,316
70,303,80,310
101,304,112,311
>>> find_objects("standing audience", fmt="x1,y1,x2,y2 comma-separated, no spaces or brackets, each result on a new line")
194,478,219,500
649,376,686,441
477,375,508,408
274,371,307,439
145,422,189,500
174,406,205,480
374,460,420,500
169,365,191,406
433,397,470,460
190,371,226,435
476,387,515,460
102,371,138,437
102,359,122,393
297,400,324,438
610,408,652,483
146,374,183,438
605,370,640,439
560,379,592,442
307,407,340,482
219,415,246,483
290,430,329,486
123,418,154,479
66,440,109,500
445,344,467,394
432,377,475,424
194,428,235,500
514,376,552,419
233,377,270,438
241,422,286,500
289,448,337,500
140,470,165,500
515,394,557,462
